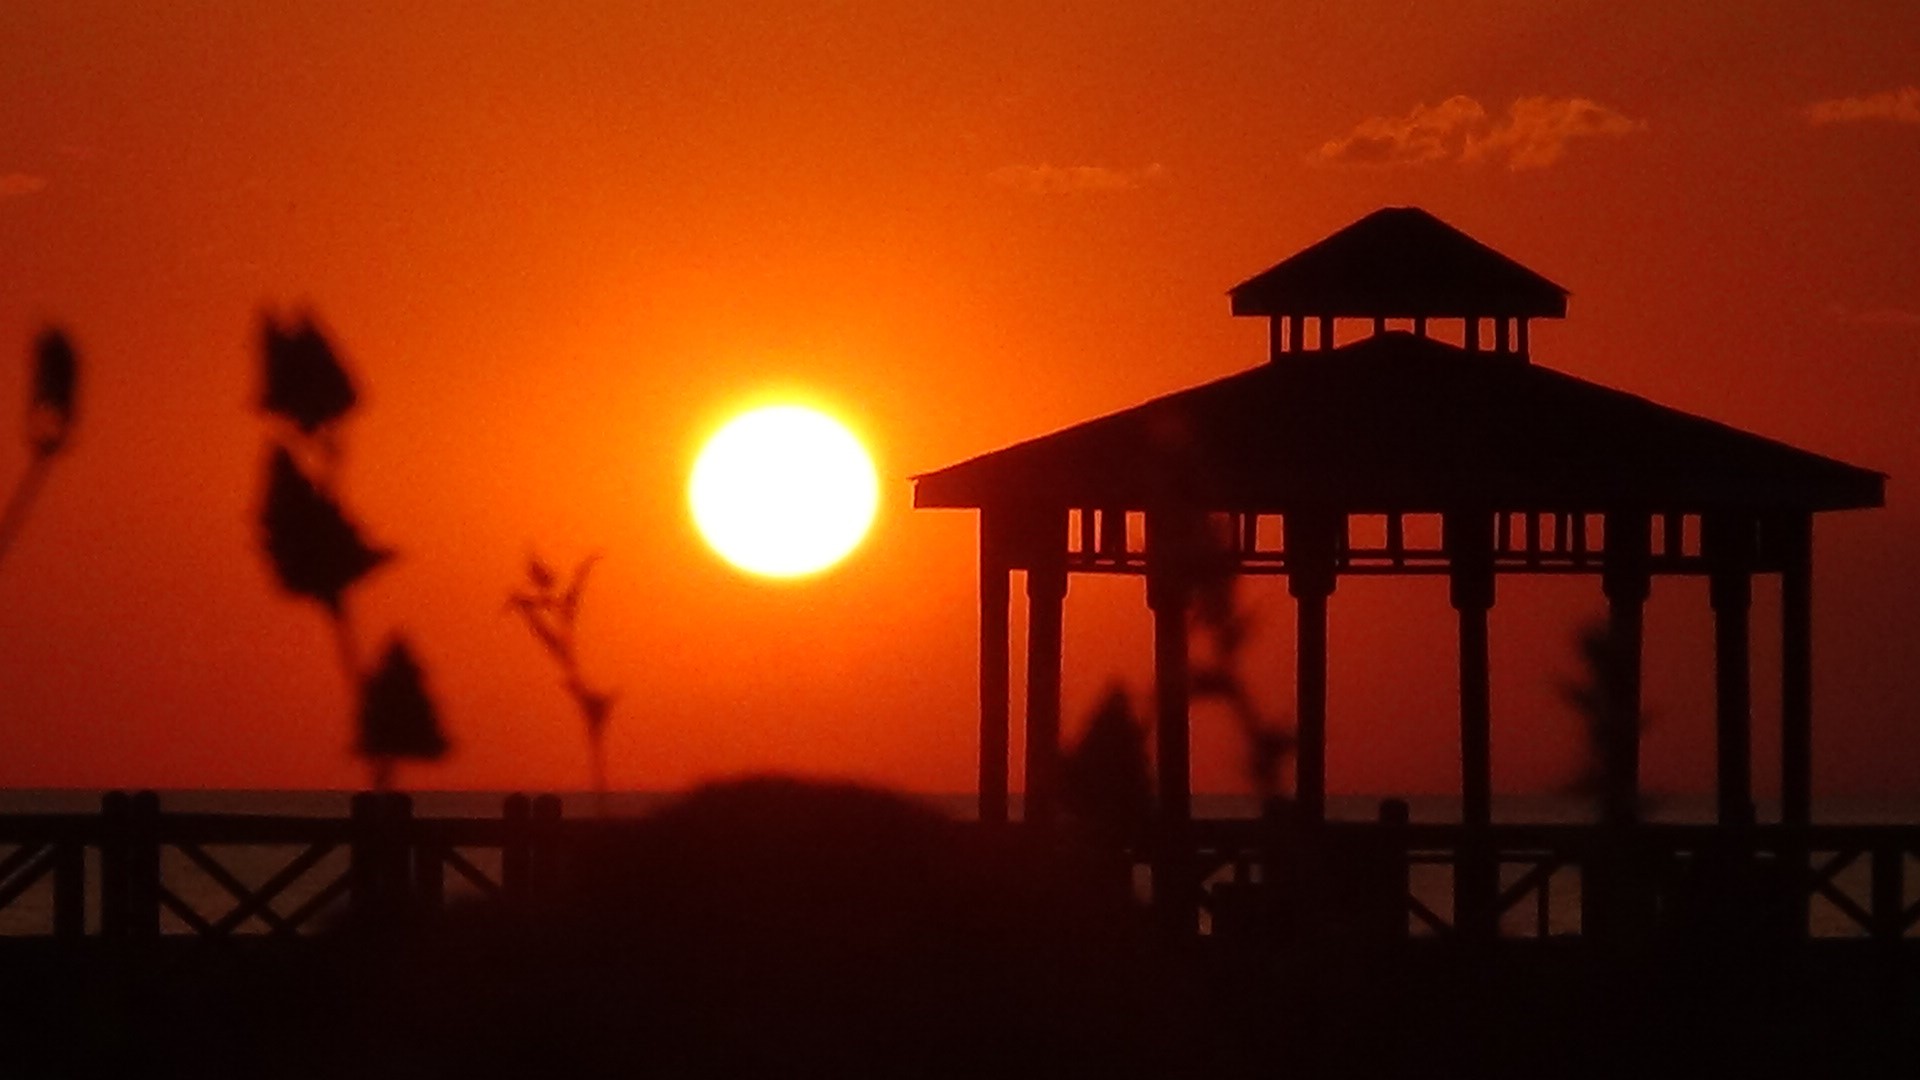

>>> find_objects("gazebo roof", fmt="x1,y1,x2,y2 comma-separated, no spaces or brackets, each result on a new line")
1229,207,1569,320
913,331,1883,513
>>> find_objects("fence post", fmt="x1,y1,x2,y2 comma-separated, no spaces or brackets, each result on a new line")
1377,799,1411,942
413,817,444,914
1871,843,1904,943
501,794,531,905
531,794,563,906
129,790,161,940
100,791,129,940
53,838,84,942
386,792,414,918
349,792,380,922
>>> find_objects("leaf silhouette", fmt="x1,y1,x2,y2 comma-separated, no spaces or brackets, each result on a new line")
259,447,392,611
526,553,555,591
560,553,599,623
259,312,357,434
357,637,450,761
28,327,77,456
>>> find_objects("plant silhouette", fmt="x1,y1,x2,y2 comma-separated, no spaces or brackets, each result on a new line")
0,328,80,567
1559,617,1648,822
1188,517,1296,802
508,552,617,812
1058,685,1155,848
255,312,447,790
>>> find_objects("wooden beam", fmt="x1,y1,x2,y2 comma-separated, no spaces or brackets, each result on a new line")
978,514,1012,824
1024,555,1067,826
1288,512,1340,824
1706,514,1755,826
1447,510,1497,942
1602,511,1651,826
1780,513,1814,827
1149,571,1191,827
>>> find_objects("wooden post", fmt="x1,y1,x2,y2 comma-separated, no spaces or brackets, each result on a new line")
1289,511,1340,823
1494,317,1511,355
100,791,129,940
1024,553,1068,826
1268,318,1286,362
351,792,408,922
129,790,160,940
1146,508,1196,931
1706,514,1754,825
1780,513,1813,827
1601,511,1651,825
414,839,445,913
979,509,1012,824
502,794,532,904
1319,315,1334,351
1447,511,1497,942
531,794,563,904
1148,567,1192,828
53,840,83,942
1517,318,1530,357
1288,314,1304,357
1465,316,1481,352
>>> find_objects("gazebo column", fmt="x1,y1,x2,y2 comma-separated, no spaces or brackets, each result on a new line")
1600,511,1651,824
1147,568,1192,827
1706,514,1755,825
1146,520,1195,930
977,510,1012,824
1288,511,1341,823
1023,549,1068,826
1446,510,1498,941
1779,513,1814,826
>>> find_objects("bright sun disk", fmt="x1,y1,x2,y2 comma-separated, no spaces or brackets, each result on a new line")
689,404,879,578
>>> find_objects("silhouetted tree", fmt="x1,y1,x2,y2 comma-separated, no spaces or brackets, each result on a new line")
0,328,80,567
255,311,447,789
508,551,617,812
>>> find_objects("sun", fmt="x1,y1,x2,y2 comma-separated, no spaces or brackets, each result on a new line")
689,404,880,579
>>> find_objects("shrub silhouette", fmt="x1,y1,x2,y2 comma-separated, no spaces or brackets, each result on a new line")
317,777,1218,1080
255,311,447,789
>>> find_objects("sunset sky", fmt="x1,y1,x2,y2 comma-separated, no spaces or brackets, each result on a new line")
2,2,1916,804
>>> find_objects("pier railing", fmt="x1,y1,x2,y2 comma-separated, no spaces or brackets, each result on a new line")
1,793,1916,948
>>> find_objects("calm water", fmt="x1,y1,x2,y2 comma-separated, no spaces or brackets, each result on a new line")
0,788,1913,937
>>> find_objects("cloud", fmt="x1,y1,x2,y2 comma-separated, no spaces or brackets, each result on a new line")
1801,87,1920,126
1827,302,1920,327
987,162,1167,194
0,173,49,198
1312,96,1644,171
1309,95,1490,168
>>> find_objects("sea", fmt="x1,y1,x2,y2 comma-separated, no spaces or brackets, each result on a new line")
0,789,1912,939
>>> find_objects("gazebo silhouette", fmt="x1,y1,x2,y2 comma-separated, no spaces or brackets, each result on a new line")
914,207,1883,852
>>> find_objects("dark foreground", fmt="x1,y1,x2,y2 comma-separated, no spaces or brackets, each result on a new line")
1,780,1917,1079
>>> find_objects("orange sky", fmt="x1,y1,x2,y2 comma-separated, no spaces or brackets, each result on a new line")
1,2,1917,803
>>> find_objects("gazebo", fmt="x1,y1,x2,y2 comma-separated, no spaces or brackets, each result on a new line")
914,207,1883,848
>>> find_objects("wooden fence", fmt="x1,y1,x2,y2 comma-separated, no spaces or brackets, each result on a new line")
1,792,1916,949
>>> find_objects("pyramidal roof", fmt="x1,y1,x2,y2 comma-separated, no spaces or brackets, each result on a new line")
913,332,1882,513
1229,207,1569,320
